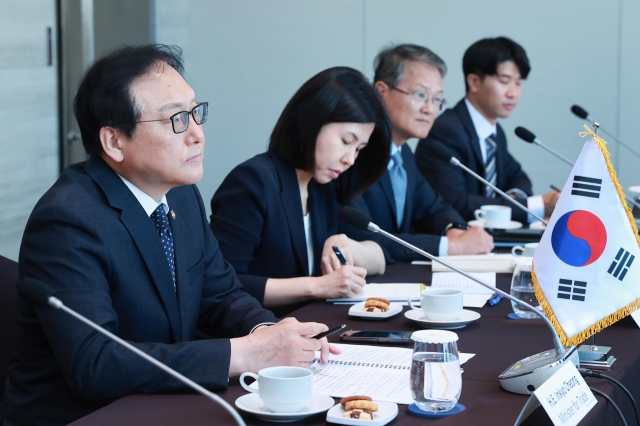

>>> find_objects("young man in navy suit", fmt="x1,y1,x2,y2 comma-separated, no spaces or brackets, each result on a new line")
341,44,493,262
2,45,336,426
415,37,559,223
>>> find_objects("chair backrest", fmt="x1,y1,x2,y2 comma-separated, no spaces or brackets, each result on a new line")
0,255,18,402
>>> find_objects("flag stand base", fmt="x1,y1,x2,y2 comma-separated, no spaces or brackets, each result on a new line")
578,345,616,370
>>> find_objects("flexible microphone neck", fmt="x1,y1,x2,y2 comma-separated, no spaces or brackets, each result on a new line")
18,279,246,426
514,127,574,167
571,105,640,159
430,142,547,225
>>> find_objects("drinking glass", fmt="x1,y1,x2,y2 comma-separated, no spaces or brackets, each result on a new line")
410,330,461,412
510,260,542,319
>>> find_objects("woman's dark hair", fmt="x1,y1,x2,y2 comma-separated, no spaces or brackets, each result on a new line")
268,67,391,204
463,37,530,93
74,44,184,156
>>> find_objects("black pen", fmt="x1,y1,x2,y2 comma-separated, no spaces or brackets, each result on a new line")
332,246,348,265
550,185,562,192
311,324,346,340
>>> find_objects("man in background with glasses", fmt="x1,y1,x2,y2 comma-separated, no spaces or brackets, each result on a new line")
415,37,559,224
341,44,493,262
2,44,335,426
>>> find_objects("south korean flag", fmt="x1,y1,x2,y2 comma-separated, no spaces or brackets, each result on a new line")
532,130,640,346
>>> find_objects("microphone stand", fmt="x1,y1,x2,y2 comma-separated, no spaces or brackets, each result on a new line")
529,139,574,167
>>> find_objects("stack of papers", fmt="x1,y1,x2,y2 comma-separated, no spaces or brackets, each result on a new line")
431,272,496,308
413,253,514,273
327,283,424,304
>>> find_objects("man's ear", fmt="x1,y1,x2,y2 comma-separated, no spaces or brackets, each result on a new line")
466,74,482,94
374,80,390,97
99,126,125,163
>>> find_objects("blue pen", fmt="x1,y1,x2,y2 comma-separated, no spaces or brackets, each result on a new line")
332,246,348,265
489,292,504,306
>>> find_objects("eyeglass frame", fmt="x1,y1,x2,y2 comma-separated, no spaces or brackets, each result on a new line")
386,84,446,111
131,102,209,134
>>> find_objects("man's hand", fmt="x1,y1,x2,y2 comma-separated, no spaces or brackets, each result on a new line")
542,189,560,217
229,318,341,375
447,226,494,255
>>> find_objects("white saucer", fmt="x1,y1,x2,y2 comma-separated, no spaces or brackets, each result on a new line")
404,309,481,329
348,301,402,319
468,219,523,230
235,392,335,422
326,400,399,425
530,221,546,229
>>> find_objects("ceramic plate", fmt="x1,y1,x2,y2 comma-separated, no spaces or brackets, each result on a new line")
348,301,402,319
235,392,335,423
468,219,523,230
404,309,480,330
326,400,399,425
529,221,546,229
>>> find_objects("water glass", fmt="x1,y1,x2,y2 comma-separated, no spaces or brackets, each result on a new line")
510,261,542,319
410,330,461,412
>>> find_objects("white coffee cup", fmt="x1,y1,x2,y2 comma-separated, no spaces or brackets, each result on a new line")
408,288,463,321
512,242,539,257
240,366,313,413
474,205,512,228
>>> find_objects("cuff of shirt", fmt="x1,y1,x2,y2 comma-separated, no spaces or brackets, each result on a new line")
250,322,276,334
526,196,544,223
439,237,449,256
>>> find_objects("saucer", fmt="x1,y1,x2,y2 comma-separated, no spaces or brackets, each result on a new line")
235,392,335,422
348,301,402,319
468,219,523,230
404,309,481,329
530,221,546,229
326,400,398,425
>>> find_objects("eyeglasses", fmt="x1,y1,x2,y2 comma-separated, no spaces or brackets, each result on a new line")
388,85,446,111
134,102,208,134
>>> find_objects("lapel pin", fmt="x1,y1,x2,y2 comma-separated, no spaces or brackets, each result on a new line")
171,210,176,220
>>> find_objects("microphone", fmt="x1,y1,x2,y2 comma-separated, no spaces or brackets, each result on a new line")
514,126,574,167
571,104,640,159
429,142,547,225
18,278,246,426
339,206,579,395
515,126,640,211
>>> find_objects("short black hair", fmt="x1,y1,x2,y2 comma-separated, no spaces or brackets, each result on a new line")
73,44,184,156
462,37,530,92
269,67,391,204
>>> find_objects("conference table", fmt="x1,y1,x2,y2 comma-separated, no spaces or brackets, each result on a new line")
71,262,640,425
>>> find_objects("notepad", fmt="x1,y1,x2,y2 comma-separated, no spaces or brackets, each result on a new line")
413,253,514,273
326,283,424,304
310,344,474,405
431,272,496,308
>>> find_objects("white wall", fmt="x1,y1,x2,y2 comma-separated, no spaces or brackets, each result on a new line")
155,0,636,217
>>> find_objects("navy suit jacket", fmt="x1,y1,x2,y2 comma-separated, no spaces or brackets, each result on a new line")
2,156,276,426
210,153,337,315
340,144,463,262
415,99,532,223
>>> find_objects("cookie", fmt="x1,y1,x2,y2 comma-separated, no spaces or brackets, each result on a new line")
364,297,390,311
340,395,372,406
362,306,383,312
345,400,379,412
342,409,374,420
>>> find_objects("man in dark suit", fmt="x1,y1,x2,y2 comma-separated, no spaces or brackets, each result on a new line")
415,37,559,224
341,44,493,262
1,45,335,426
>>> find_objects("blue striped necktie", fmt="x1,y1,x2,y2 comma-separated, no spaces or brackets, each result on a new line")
484,135,497,198
389,150,407,228
150,205,176,291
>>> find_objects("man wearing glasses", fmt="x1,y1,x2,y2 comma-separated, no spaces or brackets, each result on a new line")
415,37,559,224
341,44,493,262
2,45,334,426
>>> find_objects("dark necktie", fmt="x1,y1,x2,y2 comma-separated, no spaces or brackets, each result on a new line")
484,135,497,197
150,205,176,291
389,150,407,228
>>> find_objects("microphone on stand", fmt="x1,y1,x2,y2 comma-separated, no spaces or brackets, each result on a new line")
571,104,640,159
17,278,247,426
339,206,579,395
514,126,640,211
514,126,574,167
429,142,547,225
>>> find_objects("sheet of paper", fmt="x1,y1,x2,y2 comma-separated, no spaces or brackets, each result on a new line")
326,283,424,303
430,254,514,273
310,344,475,405
431,272,496,308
